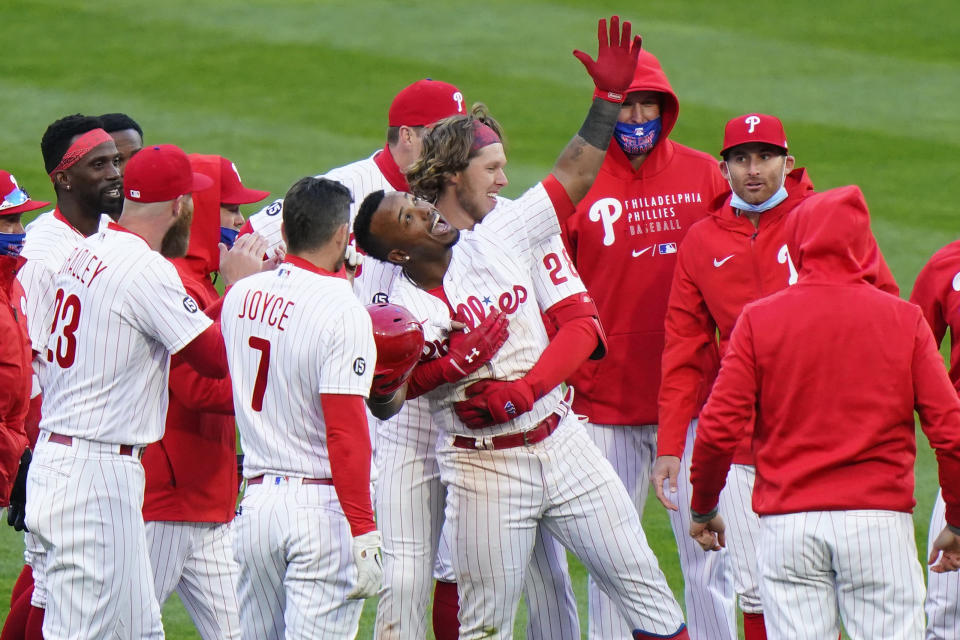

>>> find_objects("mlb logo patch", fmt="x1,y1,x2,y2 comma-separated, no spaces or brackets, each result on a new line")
657,243,677,255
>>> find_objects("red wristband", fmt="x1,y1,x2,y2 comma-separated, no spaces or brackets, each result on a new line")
593,88,625,104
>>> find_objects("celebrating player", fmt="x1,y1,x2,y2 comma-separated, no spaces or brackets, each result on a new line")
909,236,960,639
24,144,233,639
223,177,383,639
688,186,960,639
354,16,691,639
141,154,271,640
559,49,730,640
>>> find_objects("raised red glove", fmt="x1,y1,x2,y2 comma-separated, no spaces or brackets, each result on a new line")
454,379,535,429
442,311,509,381
572,15,642,103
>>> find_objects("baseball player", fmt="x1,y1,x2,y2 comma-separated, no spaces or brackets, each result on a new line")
13,114,124,637
24,143,235,640
141,154,271,640
401,104,608,639
909,241,960,638
688,185,960,640
559,49,730,640
352,16,690,639
0,170,48,640
98,112,144,185
223,176,383,640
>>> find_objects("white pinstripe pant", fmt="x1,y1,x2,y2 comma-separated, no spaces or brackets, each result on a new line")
374,428,580,639
718,464,763,614
589,421,736,640
232,478,364,640
25,432,164,640
925,490,959,640
23,532,47,608
758,510,925,640
145,521,241,640
438,414,685,640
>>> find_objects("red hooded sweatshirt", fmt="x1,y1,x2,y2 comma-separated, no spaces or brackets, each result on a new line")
142,155,238,523
658,169,899,462
911,241,960,391
563,50,729,426
0,255,31,505
690,186,960,527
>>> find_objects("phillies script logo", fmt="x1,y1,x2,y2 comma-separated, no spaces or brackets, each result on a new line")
455,286,528,328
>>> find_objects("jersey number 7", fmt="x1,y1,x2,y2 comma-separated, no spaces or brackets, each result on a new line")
248,336,271,411
47,288,82,368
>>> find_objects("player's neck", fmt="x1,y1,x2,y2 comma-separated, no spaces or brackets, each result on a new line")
56,197,101,237
402,255,450,291
289,247,341,273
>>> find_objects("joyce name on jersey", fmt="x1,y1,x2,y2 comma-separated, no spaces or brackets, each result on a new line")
222,260,375,479
39,226,212,445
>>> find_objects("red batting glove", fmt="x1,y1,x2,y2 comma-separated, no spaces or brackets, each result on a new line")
454,379,535,429
572,15,642,103
441,311,509,382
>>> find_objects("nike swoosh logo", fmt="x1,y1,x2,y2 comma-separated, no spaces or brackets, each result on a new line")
713,255,735,267
632,247,652,257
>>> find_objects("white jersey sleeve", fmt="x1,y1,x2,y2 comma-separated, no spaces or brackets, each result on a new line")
318,304,376,397
479,184,562,264
530,234,587,311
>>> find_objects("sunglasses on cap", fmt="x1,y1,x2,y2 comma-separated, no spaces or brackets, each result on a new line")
0,186,30,211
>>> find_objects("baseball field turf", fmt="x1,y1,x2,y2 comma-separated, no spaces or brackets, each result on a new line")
1,0,956,637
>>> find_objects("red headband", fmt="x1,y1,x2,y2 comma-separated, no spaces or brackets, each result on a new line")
49,128,114,179
470,121,501,153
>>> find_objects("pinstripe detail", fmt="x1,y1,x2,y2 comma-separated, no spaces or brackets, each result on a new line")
146,521,241,639
758,511,925,640
718,464,762,613
925,490,959,639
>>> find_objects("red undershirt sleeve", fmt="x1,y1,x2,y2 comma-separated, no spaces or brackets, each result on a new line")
177,322,228,379
542,174,576,227
524,315,599,399
321,393,376,536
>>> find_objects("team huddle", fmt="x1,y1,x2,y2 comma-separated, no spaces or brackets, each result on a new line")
1,14,959,640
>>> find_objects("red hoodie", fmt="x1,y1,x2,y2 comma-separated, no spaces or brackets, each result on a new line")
911,241,960,391
658,169,899,462
142,154,238,523
0,255,31,505
690,186,960,527
563,50,729,426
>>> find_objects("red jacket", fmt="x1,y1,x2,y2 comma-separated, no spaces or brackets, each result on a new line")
690,186,960,527
0,255,31,506
911,241,960,391
563,50,728,425
142,155,238,523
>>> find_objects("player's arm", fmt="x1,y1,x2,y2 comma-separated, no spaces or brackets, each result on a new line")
688,311,758,549
655,246,720,510
908,258,948,347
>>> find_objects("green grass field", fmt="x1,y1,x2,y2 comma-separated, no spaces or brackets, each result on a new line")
1,0,957,637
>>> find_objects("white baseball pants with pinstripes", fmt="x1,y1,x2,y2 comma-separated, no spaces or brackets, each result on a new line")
587,420,737,640
23,532,47,608
374,428,580,639
145,521,241,640
437,413,685,640
232,478,365,640
25,432,164,640
925,490,959,640
758,510,925,639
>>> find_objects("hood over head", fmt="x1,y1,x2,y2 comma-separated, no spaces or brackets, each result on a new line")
785,185,886,287
178,154,224,277
626,50,679,140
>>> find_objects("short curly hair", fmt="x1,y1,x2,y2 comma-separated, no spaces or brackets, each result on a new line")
405,103,505,203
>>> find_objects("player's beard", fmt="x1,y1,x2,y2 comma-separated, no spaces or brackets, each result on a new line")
160,203,194,258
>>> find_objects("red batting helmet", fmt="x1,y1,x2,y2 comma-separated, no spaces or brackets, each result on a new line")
366,302,425,396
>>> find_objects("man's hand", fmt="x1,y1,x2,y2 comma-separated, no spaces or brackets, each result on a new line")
573,15,643,103
454,379,535,429
219,233,269,287
346,530,383,599
7,449,31,532
929,527,960,573
443,311,509,381
690,513,725,552
263,245,286,272
652,455,682,511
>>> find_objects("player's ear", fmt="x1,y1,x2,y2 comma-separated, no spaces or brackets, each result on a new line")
386,248,409,266
718,160,730,181
784,155,796,172
280,222,287,247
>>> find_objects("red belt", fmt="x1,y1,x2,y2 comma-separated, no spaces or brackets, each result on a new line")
452,413,561,451
247,475,333,486
48,433,143,459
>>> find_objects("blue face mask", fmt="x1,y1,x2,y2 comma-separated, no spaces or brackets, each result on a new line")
220,227,239,249
613,117,662,156
728,163,789,213
0,232,26,257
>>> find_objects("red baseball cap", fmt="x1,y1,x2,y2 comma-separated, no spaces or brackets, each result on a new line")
721,113,788,155
388,79,465,127
217,156,270,205
124,144,214,203
0,170,50,216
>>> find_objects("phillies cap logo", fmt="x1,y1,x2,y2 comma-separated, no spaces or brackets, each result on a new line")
453,91,464,113
745,115,761,133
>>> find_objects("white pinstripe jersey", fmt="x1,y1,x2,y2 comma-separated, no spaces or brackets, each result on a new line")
39,225,212,445
222,259,376,479
246,151,391,254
